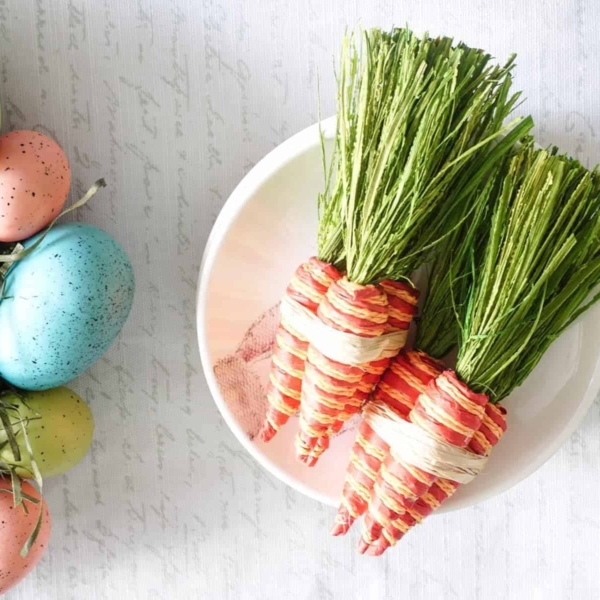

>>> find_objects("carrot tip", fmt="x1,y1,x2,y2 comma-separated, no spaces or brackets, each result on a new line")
258,422,277,443
357,539,370,555
330,523,349,536
331,509,354,536
364,544,386,557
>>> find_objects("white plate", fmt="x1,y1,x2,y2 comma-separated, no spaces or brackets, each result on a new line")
197,117,600,512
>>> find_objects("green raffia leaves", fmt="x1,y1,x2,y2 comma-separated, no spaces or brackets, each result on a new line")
317,27,532,284
0,389,45,557
416,140,528,359
0,390,44,558
0,391,23,462
17,413,44,558
455,145,600,402
416,172,498,359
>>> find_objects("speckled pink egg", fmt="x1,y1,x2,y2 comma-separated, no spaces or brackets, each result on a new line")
0,477,51,594
0,130,71,242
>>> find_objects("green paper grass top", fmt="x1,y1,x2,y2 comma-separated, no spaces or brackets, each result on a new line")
317,27,533,283
455,144,600,402
415,168,499,360
0,388,44,557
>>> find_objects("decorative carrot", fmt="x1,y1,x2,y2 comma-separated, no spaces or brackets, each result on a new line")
292,28,531,465
331,350,442,534
332,151,503,534
258,84,348,442
363,403,506,556
357,370,488,549
297,280,418,464
308,281,421,465
259,259,342,441
355,143,600,555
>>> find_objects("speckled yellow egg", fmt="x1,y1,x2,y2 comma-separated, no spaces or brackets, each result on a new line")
0,130,71,242
0,477,51,594
0,387,94,479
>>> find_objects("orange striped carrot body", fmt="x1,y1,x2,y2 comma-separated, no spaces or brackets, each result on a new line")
295,279,387,462
330,420,389,535
362,478,459,555
373,350,443,419
331,350,442,535
364,403,507,556
259,258,341,442
305,357,390,467
308,282,419,463
295,279,418,465
358,370,488,551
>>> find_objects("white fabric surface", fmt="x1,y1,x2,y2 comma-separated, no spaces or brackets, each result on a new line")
2,1,600,598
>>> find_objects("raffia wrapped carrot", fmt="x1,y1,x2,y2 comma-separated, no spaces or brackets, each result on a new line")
259,258,341,442
330,350,442,534
330,152,497,533
351,152,514,552
361,403,507,556
352,143,600,556
298,281,419,465
357,370,488,548
294,279,414,462
307,281,421,465
290,28,530,465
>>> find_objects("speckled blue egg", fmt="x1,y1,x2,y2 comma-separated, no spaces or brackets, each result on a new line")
0,223,134,389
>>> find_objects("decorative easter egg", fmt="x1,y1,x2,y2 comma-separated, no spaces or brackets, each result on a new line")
0,477,51,595
0,223,135,389
0,387,94,478
0,130,71,242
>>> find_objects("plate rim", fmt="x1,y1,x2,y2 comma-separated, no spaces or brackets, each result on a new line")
197,117,600,512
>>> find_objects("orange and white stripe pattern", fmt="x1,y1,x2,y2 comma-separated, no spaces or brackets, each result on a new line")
259,258,341,442
305,357,390,467
362,402,507,556
295,278,419,464
331,350,443,535
358,370,489,551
